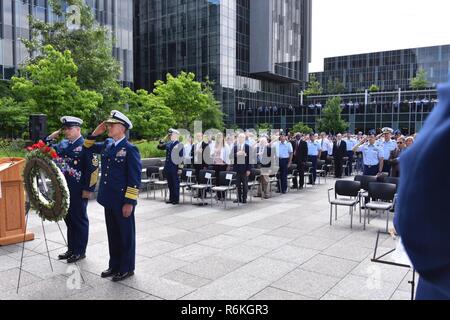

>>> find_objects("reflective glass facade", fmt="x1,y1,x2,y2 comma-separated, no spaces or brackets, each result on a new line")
311,45,450,93
0,0,133,87
134,0,312,127
302,89,438,135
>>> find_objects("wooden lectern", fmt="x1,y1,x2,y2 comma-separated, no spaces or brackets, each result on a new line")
0,157,34,245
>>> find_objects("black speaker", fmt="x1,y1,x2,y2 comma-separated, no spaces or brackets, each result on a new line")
29,114,48,142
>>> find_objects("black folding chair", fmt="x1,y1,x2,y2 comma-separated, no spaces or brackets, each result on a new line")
364,182,397,232
328,180,361,228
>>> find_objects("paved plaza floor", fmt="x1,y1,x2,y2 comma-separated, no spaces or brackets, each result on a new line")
0,177,415,300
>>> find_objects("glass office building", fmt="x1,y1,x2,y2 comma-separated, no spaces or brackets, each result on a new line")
0,0,133,87
298,45,450,134
311,45,450,93
302,89,438,135
134,0,312,127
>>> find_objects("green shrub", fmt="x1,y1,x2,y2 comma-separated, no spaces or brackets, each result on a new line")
134,140,166,159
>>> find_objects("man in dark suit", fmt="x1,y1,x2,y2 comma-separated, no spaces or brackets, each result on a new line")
291,133,308,189
333,133,347,178
388,137,405,178
191,132,209,184
395,75,450,300
232,133,251,203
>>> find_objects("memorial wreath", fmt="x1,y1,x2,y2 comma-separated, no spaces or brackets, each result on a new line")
23,140,70,222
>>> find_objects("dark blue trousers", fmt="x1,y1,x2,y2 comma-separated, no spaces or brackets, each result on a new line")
279,158,289,193
104,207,136,273
363,164,379,176
308,155,318,184
416,277,449,300
345,151,354,176
165,167,180,202
382,160,391,176
64,195,89,255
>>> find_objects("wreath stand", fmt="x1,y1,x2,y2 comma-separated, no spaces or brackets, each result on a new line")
17,165,86,294
371,230,416,300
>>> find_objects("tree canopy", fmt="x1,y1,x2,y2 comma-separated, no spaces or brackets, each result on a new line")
317,97,348,134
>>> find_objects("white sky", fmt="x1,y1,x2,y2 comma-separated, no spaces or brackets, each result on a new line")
309,0,450,72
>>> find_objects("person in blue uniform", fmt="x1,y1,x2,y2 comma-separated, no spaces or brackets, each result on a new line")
306,133,321,184
352,131,383,176
377,127,397,176
343,132,357,176
157,129,184,205
273,132,293,193
395,75,450,300
45,116,98,263
83,110,142,282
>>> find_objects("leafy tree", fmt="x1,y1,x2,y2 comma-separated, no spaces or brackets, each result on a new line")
303,74,323,96
410,68,429,90
153,72,223,131
317,97,348,134
0,97,31,138
369,84,380,92
327,78,346,94
256,123,273,131
292,122,313,134
22,0,121,96
10,45,102,131
119,88,175,140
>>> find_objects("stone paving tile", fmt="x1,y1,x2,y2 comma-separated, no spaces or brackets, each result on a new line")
191,224,235,237
328,274,398,300
135,255,189,277
243,234,292,250
264,245,319,265
0,268,42,291
224,226,268,239
161,270,212,288
272,269,341,299
299,254,358,278
214,244,271,263
390,290,412,300
166,244,222,262
250,287,312,300
322,243,373,262
351,259,410,284
234,257,298,282
120,273,196,300
179,256,244,280
160,230,211,245
289,235,336,251
181,271,272,300
67,279,149,300
1,275,92,300
265,226,306,239
136,239,183,258
197,234,245,249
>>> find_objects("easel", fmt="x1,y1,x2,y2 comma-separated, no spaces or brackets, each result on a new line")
371,230,416,300
16,174,86,294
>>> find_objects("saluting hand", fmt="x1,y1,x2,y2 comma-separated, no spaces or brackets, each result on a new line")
92,122,107,137
122,204,134,218
48,129,61,140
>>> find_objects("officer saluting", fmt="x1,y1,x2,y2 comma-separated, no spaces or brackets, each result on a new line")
158,129,184,205
352,130,383,176
83,110,142,282
46,116,98,263
377,127,397,176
